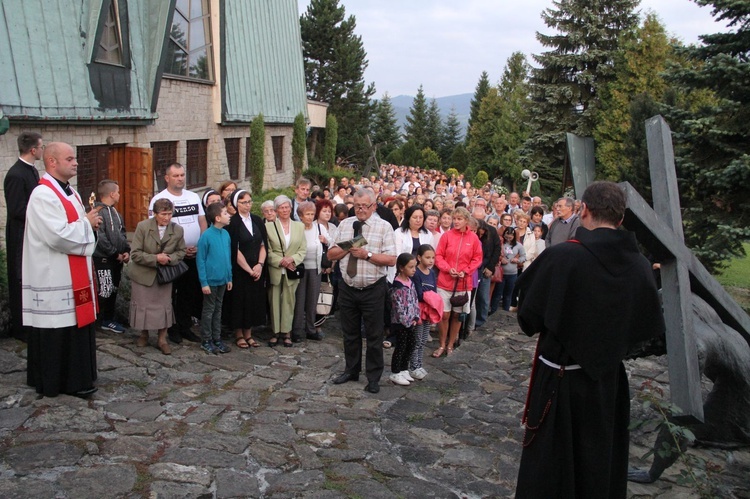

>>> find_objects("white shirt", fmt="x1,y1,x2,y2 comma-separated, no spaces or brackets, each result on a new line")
148,188,204,247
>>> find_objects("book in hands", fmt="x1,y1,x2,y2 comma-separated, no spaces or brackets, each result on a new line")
337,234,367,251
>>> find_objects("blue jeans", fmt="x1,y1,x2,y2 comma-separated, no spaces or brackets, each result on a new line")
474,275,491,328
501,274,518,311
200,284,226,342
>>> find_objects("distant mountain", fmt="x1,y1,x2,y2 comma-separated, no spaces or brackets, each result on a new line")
380,93,472,141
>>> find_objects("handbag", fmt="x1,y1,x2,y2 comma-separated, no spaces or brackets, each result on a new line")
318,223,332,269
155,227,188,284
272,221,305,279
316,280,334,318
449,277,469,307
491,263,504,283
157,261,189,284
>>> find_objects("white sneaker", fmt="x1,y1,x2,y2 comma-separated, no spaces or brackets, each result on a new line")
389,373,410,386
400,370,414,382
410,368,427,380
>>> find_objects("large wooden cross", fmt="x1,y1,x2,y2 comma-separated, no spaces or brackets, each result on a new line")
611,116,750,422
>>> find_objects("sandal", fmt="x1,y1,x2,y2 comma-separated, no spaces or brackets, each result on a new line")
446,347,454,356
282,334,293,348
235,337,250,349
268,335,279,347
431,347,445,358
246,337,260,348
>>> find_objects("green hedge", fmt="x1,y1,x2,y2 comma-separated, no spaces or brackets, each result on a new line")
250,186,296,216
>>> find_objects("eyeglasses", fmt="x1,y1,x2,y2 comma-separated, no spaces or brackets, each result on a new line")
354,203,373,211
237,200,252,205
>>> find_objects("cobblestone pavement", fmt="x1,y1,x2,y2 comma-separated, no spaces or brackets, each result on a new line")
1,312,748,498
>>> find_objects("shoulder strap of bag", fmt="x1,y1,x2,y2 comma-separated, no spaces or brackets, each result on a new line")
272,221,286,257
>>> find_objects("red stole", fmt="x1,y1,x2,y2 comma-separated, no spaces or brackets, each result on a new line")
38,178,97,327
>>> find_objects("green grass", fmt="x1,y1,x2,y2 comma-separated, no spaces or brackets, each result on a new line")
716,243,750,313
716,243,750,288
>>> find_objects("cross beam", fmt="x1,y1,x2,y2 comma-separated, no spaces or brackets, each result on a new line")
615,115,750,422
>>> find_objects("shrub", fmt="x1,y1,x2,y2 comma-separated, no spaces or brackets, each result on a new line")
248,114,265,194
323,114,338,168
445,168,459,180
474,170,489,187
303,164,352,188
292,112,307,179
250,186,296,217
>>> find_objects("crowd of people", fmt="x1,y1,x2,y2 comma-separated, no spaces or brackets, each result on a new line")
6,134,664,496
5,142,589,396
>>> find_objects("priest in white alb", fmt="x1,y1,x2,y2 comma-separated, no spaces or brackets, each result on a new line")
23,142,103,398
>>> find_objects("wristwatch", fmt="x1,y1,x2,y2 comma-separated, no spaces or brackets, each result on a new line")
366,251,373,261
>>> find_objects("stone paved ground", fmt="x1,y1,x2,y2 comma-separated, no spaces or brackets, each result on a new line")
1,312,748,498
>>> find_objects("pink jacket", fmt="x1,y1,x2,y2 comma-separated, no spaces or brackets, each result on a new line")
419,290,444,324
435,228,483,292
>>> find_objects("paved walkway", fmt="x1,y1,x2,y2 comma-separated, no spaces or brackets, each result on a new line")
0,312,747,498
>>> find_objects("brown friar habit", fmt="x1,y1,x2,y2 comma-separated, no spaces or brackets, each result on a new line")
515,226,665,499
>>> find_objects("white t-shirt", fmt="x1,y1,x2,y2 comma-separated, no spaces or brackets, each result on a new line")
148,188,205,247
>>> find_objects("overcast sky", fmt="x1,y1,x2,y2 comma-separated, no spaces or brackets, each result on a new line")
298,0,729,98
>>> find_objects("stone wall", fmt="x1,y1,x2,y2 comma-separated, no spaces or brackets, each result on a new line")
0,78,298,247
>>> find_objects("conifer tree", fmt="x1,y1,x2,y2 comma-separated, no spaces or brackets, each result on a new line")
594,14,673,181
404,85,429,150
663,0,750,272
370,93,402,161
425,98,444,154
465,52,530,185
522,0,639,196
467,71,490,142
441,106,464,164
301,0,375,163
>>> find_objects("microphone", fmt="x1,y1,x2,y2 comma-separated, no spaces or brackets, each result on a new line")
353,220,362,236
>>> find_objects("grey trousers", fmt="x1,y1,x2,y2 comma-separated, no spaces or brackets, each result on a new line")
292,268,321,339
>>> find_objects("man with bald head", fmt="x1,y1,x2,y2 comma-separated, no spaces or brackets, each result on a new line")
23,142,103,398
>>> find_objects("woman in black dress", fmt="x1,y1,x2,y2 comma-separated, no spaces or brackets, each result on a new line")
227,190,268,348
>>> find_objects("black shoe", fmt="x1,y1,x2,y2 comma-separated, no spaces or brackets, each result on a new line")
332,372,359,384
291,335,303,343
306,332,324,341
70,387,98,399
181,330,201,343
168,330,183,344
364,381,380,394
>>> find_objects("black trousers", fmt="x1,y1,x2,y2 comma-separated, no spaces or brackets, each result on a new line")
93,256,123,322
168,257,202,336
338,278,387,382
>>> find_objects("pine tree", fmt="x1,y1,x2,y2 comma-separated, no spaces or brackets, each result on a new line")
466,87,503,175
370,93,402,161
441,106,464,164
495,52,531,186
425,98,444,154
467,71,490,142
522,0,640,196
301,0,375,164
465,52,530,186
404,85,429,150
663,0,750,272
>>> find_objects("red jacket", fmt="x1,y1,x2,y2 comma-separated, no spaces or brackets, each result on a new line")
435,228,483,292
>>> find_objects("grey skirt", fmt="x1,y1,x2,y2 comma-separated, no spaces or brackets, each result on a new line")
129,280,174,330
